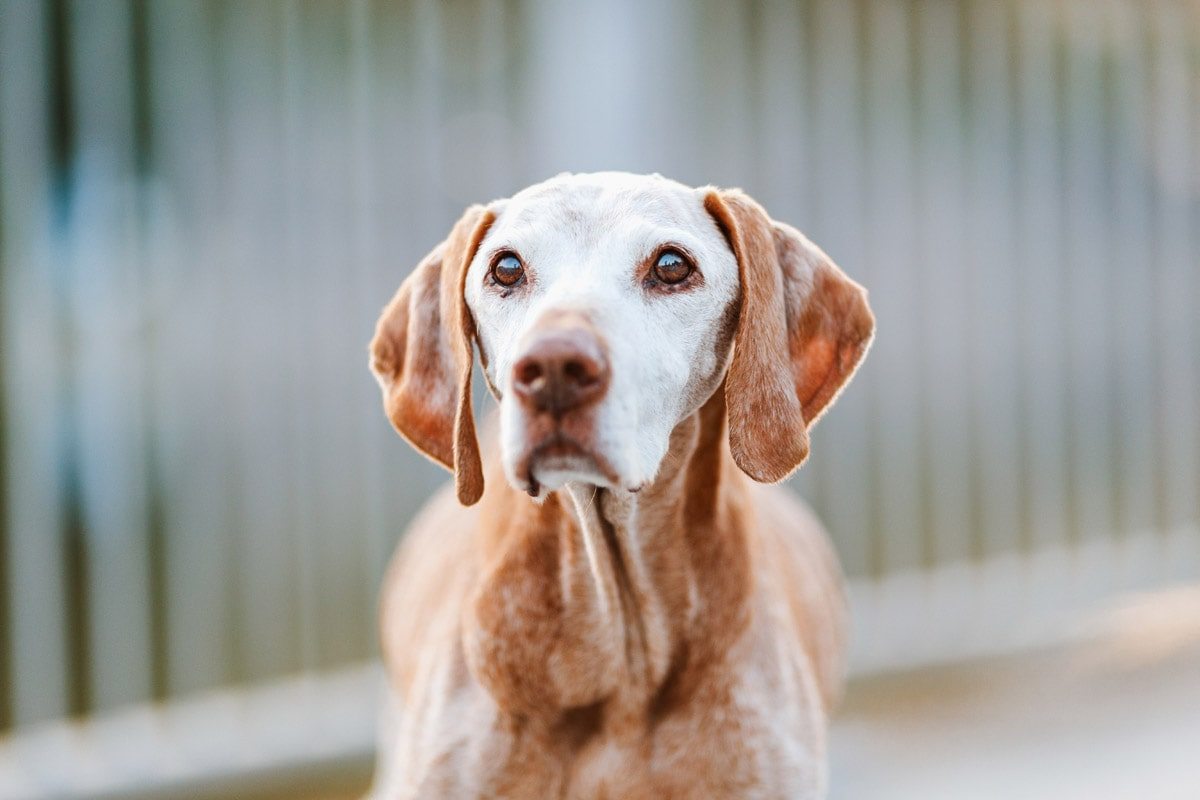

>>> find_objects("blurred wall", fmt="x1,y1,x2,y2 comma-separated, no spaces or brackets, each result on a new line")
1,0,1198,734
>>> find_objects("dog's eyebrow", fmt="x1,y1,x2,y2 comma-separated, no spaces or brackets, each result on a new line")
628,227,706,257
482,244,521,261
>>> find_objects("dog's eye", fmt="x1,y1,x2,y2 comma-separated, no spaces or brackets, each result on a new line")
491,252,525,287
652,249,693,285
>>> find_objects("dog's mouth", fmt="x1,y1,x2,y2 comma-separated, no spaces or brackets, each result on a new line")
517,432,622,497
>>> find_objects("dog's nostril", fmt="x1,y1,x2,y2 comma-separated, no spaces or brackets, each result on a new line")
516,360,544,388
563,359,596,387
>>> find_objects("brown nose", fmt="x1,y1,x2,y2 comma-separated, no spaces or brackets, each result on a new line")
512,328,610,416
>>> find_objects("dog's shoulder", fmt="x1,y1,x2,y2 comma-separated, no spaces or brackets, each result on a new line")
379,482,483,695
747,483,848,714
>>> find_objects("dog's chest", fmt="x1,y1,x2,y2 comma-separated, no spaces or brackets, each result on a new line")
559,700,820,800
391,585,826,800
465,662,822,800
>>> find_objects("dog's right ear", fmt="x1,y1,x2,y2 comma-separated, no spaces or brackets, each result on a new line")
705,189,874,484
370,205,495,505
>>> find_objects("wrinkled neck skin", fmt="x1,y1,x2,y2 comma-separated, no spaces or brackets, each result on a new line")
464,391,753,731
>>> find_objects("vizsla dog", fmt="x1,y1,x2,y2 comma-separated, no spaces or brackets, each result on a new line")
367,172,873,799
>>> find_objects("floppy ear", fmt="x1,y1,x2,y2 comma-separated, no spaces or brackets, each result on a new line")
705,189,874,483
369,205,495,505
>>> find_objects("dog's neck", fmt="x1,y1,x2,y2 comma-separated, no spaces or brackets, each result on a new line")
466,390,753,725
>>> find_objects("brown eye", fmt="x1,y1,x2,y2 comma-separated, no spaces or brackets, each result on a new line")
652,249,693,284
491,252,525,287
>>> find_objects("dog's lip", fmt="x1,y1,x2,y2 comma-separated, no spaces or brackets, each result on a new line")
532,436,589,460
520,433,623,493
526,435,597,478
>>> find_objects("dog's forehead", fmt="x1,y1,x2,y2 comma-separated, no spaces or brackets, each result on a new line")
493,172,713,248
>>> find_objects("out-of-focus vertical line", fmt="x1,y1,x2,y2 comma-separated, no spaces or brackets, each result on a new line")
67,0,158,713
853,0,882,581
1061,0,1116,570
1138,2,1171,577
280,0,319,674
1013,0,1070,563
213,0,245,689
303,1,366,668
129,0,168,703
222,0,310,683
1104,0,1159,586
958,0,986,567
1049,0,1080,554
844,0,880,580
713,0,752,187
914,0,973,570
507,0,534,178
350,0,385,639
26,0,77,726
413,0,446,230
50,0,91,721
60,463,90,717
964,0,1022,566
476,0,516,197
129,0,152,179
0,0,14,734
1149,0,1199,581
743,0,767,195
47,0,76,184
755,0,809,220
0,165,8,732
1191,0,1200,567
147,0,240,698
863,0,922,581
855,0,922,666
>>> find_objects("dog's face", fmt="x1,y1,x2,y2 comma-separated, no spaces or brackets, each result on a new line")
371,172,874,505
465,173,739,495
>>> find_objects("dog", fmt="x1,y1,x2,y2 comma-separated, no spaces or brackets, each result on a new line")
367,172,873,799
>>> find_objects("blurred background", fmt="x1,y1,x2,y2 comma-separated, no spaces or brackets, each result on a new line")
0,0,1198,798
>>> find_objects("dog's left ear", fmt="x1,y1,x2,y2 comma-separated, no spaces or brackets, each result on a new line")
370,205,495,505
705,189,875,483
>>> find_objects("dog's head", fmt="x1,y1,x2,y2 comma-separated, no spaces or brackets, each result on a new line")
370,172,873,504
